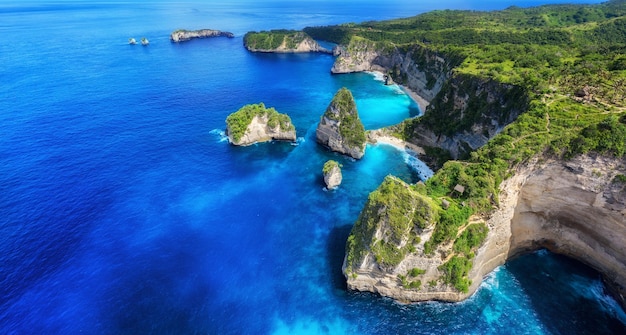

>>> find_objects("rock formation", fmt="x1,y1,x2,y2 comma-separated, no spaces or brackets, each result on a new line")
226,103,296,146
329,38,528,159
170,29,234,42
244,30,332,54
322,160,342,190
344,154,626,307
316,88,366,159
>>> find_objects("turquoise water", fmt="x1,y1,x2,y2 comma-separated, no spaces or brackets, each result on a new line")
0,1,623,334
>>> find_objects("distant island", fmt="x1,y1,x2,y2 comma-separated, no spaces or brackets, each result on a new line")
298,0,626,308
225,103,296,146
244,30,332,54
170,29,234,43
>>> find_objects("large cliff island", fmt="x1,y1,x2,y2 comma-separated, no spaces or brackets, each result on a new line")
305,0,626,308
244,30,332,53
170,29,234,42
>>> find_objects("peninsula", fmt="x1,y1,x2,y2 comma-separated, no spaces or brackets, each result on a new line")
225,103,296,146
304,0,626,308
170,29,234,43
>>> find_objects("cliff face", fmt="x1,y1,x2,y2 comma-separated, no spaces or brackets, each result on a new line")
244,31,332,54
170,29,234,42
330,38,528,159
316,88,366,159
407,75,529,159
344,154,626,307
330,38,451,104
227,114,296,146
323,160,342,190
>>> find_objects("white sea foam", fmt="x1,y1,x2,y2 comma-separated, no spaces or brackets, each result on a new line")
402,150,434,180
210,129,229,143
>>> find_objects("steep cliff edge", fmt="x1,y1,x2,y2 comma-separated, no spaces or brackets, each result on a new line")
170,29,234,42
327,36,528,159
316,88,366,159
344,154,626,307
226,103,296,146
244,30,331,53
330,37,454,104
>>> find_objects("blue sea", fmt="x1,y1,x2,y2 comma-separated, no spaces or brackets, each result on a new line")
1,1,624,334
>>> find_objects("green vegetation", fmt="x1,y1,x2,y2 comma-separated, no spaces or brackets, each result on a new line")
398,274,422,290
614,174,626,183
325,88,367,150
439,256,472,293
225,103,294,142
244,30,310,50
409,267,426,277
335,0,626,293
345,176,438,271
453,223,488,255
323,160,341,174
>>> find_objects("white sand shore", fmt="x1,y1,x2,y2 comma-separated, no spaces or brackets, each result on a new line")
400,85,430,114
368,130,425,155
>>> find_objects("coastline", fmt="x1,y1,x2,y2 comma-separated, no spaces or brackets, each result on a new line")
400,85,430,115
367,70,431,114
368,130,425,155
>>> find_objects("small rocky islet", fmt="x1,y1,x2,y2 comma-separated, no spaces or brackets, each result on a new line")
225,103,296,146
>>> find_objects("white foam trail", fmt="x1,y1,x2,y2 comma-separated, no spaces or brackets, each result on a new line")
402,151,434,180
291,137,305,146
210,129,228,143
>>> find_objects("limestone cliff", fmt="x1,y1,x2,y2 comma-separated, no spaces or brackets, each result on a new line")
329,37,528,159
344,154,626,307
403,75,529,159
226,103,296,146
244,30,331,54
322,160,342,190
330,37,453,103
170,29,234,42
316,88,366,159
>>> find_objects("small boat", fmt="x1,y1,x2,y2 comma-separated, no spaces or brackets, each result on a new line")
128,38,137,45
141,37,149,46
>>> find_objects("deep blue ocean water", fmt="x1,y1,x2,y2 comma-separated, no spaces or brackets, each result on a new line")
1,1,624,334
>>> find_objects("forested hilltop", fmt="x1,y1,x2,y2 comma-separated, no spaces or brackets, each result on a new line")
304,0,626,304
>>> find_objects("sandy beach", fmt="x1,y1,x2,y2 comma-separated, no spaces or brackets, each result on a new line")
368,130,425,155
400,85,430,114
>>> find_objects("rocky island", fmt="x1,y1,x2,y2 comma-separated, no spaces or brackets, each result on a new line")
225,103,296,146
304,0,626,308
244,30,332,54
316,88,367,159
170,29,234,43
322,160,342,190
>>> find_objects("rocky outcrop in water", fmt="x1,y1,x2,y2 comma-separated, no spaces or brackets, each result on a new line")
315,88,366,159
322,160,342,190
170,29,234,43
344,154,626,307
226,103,296,146
244,30,331,54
